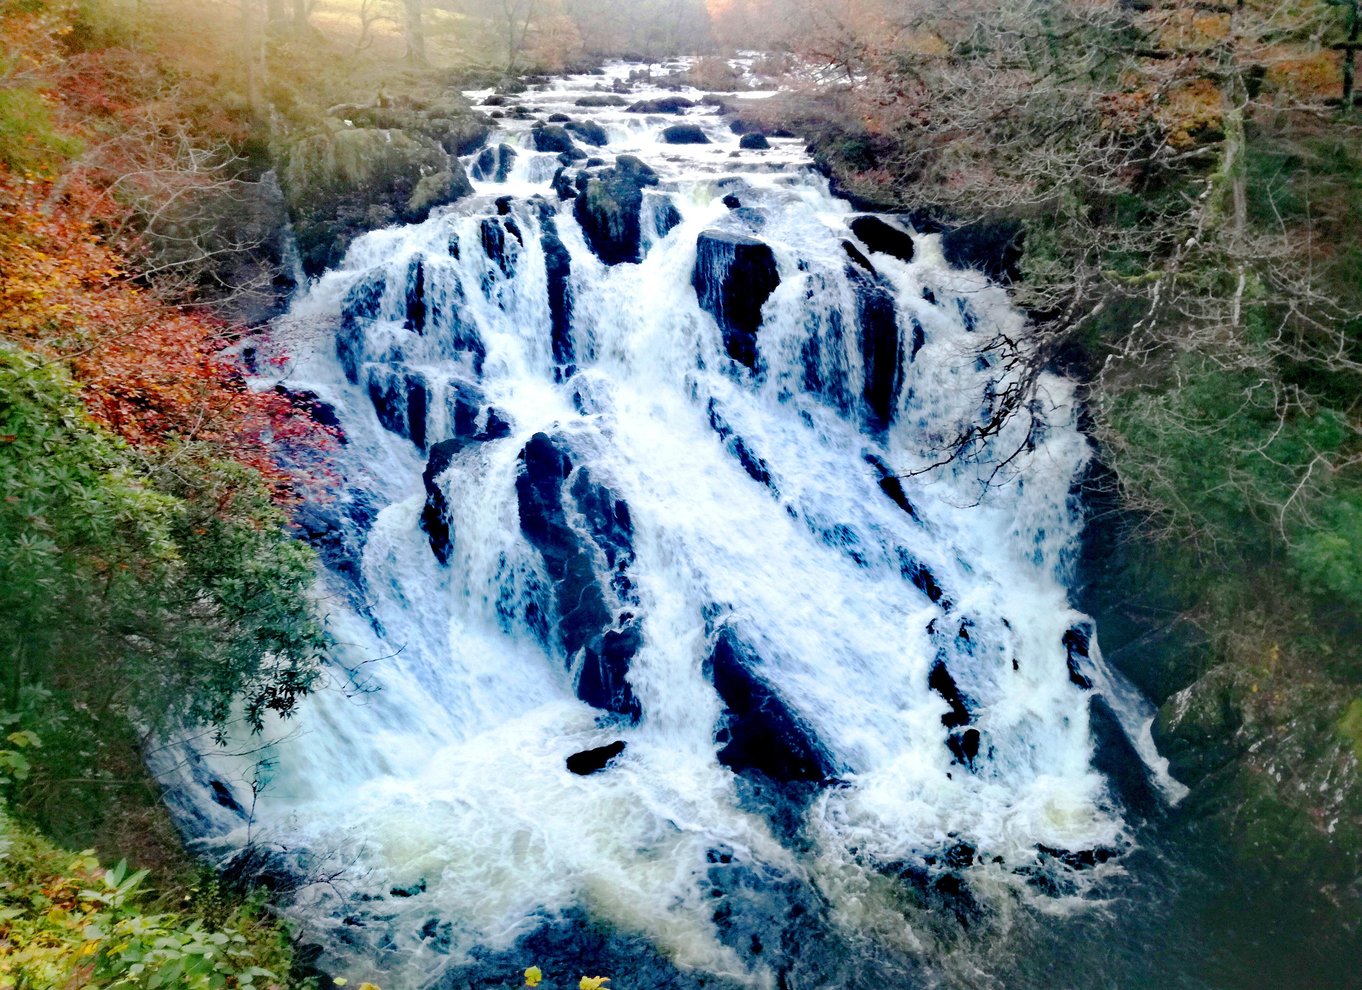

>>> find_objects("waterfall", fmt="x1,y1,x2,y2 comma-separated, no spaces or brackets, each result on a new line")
151,58,1184,990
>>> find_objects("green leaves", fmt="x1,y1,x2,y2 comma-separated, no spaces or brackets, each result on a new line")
0,345,325,838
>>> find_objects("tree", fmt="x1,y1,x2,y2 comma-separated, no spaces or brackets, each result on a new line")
403,0,427,64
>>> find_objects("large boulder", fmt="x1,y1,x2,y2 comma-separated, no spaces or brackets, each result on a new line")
575,94,627,108
364,365,430,450
328,93,492,155
626,96,695,114
738,132,770,150
849,266,903,430
573,155,660,266
692,230,780,369
848,215,915,264
661,124,709,145
283,124,472,275
532,124,579,155
706,629,837,782
516,433,643,721
471,143,518,182
564,120,609,147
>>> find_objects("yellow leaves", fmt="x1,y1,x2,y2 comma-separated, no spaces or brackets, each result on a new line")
332,980,380,990
520,968,610,990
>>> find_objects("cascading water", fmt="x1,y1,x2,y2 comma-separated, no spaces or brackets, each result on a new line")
152,59,1185,990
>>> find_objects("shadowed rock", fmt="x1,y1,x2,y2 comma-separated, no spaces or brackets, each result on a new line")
662,123,709,144
849,215,915,264
692,230,780,369
574,155,659,265
566,740,627,775
627,96,695,114
706,629,837,782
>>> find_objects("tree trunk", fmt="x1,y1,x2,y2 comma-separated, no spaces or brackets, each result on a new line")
1344,0,1359,109
404,0,427,64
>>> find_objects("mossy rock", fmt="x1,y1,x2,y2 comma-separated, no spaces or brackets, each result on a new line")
282,124,472,274
328,93,492,155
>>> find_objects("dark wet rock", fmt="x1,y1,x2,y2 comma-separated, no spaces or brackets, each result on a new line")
739,132,770,150
1036,843,1117,871
479,216,520,278
883,858,986,930
390,878,427,898
417,380,515,563
574,155,659,265
653,197,682,239
626,96,695,114
849,215,915,264
850,267,903,429
895,548,948,608
294,492,376,585
404,258,426,332
1064,622,1095,690
566,740,627,775
578,619,644,719
482,94,510,107
419,917,454,954
1089,695,1162,819
282,125,474,275
721,193,742,209
706,629,837,782
558,147,588,164
471,142,518,182
547,112,571,123
661,123,709,145
541,216,574,377
565,120,609,146
956,297,978,332
929,659,973,730
338,272,387,383
708,399,775,492
909,317,926,360
584,156,606,167
275,385,343,436
209,779,244,815
941,219,1024,283
366,366,430,450
551,166,576,200
516,433,641,721
842,240,875,273
864,452,918,520
950,728,982,767
692,230,780,369
533,124,579,155
575,94,628,107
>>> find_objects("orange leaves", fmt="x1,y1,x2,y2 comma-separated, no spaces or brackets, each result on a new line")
0,172,332,499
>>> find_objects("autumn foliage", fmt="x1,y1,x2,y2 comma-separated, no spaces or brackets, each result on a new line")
0,172,328,492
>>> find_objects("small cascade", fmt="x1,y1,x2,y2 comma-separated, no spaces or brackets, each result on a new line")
152,58,1183,990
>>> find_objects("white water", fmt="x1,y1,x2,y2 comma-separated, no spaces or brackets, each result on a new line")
153,59,1183,990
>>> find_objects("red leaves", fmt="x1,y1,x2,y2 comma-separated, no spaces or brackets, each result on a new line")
0,172,334,500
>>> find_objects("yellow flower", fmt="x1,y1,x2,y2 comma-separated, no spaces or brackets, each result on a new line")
580,977,611,990
525,966,544,988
